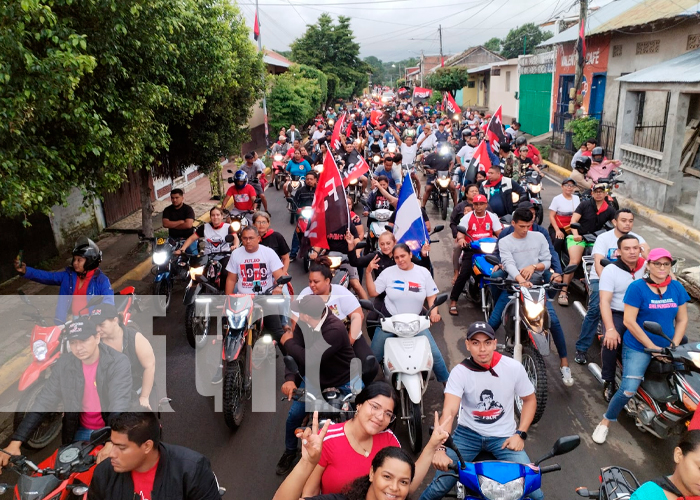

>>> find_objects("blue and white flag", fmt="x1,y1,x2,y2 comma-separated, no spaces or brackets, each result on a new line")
393,172,428,257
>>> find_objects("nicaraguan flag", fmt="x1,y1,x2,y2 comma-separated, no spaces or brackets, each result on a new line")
393,172,428,257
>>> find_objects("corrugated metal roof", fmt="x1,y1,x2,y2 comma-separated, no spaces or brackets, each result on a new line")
617,47,700,83
263,49,292,68
469,63,492,73
539,0,700,47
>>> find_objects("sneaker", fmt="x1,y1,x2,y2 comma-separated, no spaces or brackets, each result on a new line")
603,381,617,402
592,424,609,444
560,366,574,387
558,293,569,306
574,351,587,365
289,255,297,262
211,364,223,385
276,450,298,475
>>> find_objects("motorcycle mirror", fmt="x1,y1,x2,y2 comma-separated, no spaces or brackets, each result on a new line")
563,264,578,275
87,426,112,446
362,355,378,377
642,321,672,342
359,299,378,313
355,241,367,249
87,295,104,307
570,222,582,231
432,225,444,234
276,275,292,286
384,225,393,232
456,225,467,235
285,197,294,204
283,355,300,375
431,293,448,309
197,238,207,252
0,484,7,495
225,234,235,243
226,177,235,184
600,259,612,268
485,255,500,266
551,435,581,456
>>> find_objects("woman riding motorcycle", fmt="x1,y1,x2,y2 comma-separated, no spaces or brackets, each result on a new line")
14,236,114,324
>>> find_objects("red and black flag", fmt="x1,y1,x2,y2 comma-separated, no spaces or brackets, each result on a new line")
305,153,349,250
253,12,260,41
576,20,586,67
486,105,506,151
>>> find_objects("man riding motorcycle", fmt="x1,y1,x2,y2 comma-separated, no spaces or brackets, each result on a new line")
571,157,594,190
222,170,258,224
284,150,312,198
421,146,458,209
289,171,318,262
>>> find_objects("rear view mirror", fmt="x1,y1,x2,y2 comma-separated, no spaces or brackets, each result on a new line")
600,259,612,268
563,264,578,275
355,241,367,249
88,296,104,307
551,435,580,456
643,321,671,341
283,355,299,374
359,299,376,312
88,427,112,446
225,234,235,243
432,225,444,234
485,255,500,266
456,225,467,235
433,293,448,307
276,275,292,286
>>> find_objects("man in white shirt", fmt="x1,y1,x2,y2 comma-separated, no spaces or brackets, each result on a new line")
389,124,420,194
417,124,437,153
311,124,326,141
420,322,542,500
457,132,479,166
574,208,650,365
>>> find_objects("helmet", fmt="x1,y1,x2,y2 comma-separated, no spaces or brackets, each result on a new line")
462,128,470,136
373,130,381,138
574,157,591,173
234,170,248,187
72,237,102,272
591,147,604,163
514,136,527,148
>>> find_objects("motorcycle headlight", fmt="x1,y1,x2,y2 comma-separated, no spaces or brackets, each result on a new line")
227,309,249,330
373,155,381,163
349,178,358,185
189,266,204,280
231,220,241,232
392,320,421,335
439,146,451,156
315,165,324,173
528,183,542,194
524,301,545,320
301,207,314,219
478,475,524,500
480,242,497,254
273,154,283,161
512,192,521,204
33,340,48,361
72,486,89,496
328,119,334,126
329,256,343,269
453,113,460,120
437,178,450,188
152,251,169,266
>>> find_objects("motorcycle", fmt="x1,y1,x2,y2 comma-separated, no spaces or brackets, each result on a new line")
183,236,234,349
365,208,393,253
442,432,580,500
346,176,362,209
485,260,576,424
286,198,314,272
14,290,137,450
287,176,303,223
576,466,641,500
430,171,452,220
0,427,111,500
272,154,287,191
359,293,448,453
455,227,498,322
327,252,351,289
593,169,623,211
221,275,291,429
139,235,188,314
520,168,546,225
587,321,700,439
224,209,251,235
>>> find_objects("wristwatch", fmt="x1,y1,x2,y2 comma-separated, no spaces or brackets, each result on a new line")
515,430,528,440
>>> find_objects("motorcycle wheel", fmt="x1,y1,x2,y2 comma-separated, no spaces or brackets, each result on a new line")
223,359,246,429
401,388,423,454
185,303,210,349
14,381,62,449
290,211,295,224
153,279,171,314
536,205,543,225
303,255,311,273
482,287,494,323
275,175,282,191
441,194,448,220
507,344,548,424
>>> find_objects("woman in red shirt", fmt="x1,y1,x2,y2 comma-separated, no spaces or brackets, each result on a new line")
301,381,445,496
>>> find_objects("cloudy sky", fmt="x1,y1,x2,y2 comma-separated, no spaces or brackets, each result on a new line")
235,0,610,61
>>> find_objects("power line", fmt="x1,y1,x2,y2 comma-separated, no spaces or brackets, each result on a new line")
236,0,414,5
285,0,308,24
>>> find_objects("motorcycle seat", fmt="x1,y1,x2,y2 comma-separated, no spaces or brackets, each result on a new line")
646,359,675,375
640,374,677,403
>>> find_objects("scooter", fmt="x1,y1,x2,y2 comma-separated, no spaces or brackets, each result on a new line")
576,466,641,500
14,291,137,450
286,198,314,272
588,321,700,439
455,227,497,322
359,293,448,453
287,176,303,223
520,168,545,225
272,154,287,191
442,432,580,500
366,209,393,253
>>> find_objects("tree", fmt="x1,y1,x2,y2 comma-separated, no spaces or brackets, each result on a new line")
500,23,553,59
267,64,327,133
484,37,502,53
425,67,470,97
364,56,385,85
290,13,370,99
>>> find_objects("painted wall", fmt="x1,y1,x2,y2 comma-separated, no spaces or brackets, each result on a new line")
461,79,478,107
50,188,106,251
489,61,520,122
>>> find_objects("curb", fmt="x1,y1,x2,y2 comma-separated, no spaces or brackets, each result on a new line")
541,160,700,244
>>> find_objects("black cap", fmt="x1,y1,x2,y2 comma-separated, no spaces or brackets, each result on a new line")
290,295,326,319
466,321,496,340
65,321,98,341
89,303,119,324
516,199,535,211
561,177,577,186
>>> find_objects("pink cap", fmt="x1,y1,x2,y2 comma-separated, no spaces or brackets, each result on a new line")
647,248,672,262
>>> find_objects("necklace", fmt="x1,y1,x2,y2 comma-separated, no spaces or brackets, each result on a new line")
345,422,371,458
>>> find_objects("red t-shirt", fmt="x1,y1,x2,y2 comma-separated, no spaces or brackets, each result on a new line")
462,211,500,240
71,270,95,317
132,459,159,500
225,184,257,211
318,422,400,494
79,359,104,430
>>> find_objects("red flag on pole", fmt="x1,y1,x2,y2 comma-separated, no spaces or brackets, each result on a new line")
330,112,346,151
253,12,260,41
470,140,491,173
343,155,370,188
444,92,461,115
486,105,506,149
305,153,349,250
413,87,433,100
576,20,586,67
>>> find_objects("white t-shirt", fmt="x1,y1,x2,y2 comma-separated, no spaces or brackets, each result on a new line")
457,144,477,163
458,211,503,240
445,356,534,437
226,245,283,293
374,265,438,315
312,130,325,141
548,194,580,217
589,230,646,280
294,285,360,321
417,132,437,151
599,263,646,312
400,143,417,166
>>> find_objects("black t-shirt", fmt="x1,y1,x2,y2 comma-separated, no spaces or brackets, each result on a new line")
261,231,290,256
424,152,452,173
162,204,195,239
574,199,616,235
294,185,316,208
327,222,358,254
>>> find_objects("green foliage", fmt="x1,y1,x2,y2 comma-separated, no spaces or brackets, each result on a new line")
396,78,406,88
267,64,326,133
500,23,553,59
290,13,370,100
428,92,442,106
564,117,599,149
484,37,502,53
537,143,551,161
425,67,470,96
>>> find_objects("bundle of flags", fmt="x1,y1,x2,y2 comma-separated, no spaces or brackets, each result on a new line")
486,105,505,152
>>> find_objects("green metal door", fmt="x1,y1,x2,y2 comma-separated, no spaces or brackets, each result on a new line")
519,73,552,137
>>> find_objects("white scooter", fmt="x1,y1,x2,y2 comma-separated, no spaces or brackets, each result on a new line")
366,208,393,253
360,293,448,453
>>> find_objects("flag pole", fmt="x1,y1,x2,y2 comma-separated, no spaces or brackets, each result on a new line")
256,0,269,147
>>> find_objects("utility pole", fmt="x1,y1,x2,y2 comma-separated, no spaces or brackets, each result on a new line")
573,0,588,99
256,0,269,146
420,50,424,87
439,25,444,67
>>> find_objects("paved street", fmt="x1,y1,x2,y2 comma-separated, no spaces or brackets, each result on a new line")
3,175,699,498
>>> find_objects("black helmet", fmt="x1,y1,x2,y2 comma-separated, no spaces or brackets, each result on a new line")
591,147,604,163
514,136,527,147
72,237,102,272
574,156,591,173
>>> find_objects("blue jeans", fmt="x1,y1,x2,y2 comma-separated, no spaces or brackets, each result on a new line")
419,425,543,500
370,327,450,382
285,382,352,452
604,345,651,421
575,280,600,353
73,427,94,442
290,230,300,258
